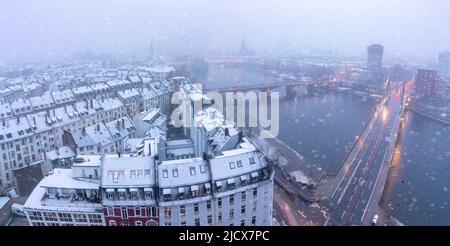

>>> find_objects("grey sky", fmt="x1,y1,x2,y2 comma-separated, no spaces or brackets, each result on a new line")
1,0,449,62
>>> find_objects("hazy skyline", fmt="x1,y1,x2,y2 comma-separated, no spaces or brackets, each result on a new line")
1,0,450,62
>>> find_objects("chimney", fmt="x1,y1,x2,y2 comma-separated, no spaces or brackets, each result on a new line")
224,128,229,136
85,99,88,109
82,127,86,136
90,99,93,109
45,113,48,124
16,117,20,124
53,109,56,116
33,116,36,126
2,119,5,127
97,124,100,131
64,105,67,113
121,118,125,129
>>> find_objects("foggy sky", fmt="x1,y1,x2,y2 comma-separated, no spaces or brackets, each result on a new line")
1,0,450,62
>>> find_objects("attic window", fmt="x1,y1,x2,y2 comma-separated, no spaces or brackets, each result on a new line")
237,160,243,168
249,156,256,165
162,170,168,178
229,162,236,169
190,167,196,176
173,168,179,177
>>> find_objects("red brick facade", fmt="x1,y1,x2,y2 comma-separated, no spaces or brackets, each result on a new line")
103,206,159,226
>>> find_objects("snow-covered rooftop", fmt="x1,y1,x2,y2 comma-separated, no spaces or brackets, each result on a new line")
159,157,210,188
210,150,267,181
101,156,155,188
39,168,99,190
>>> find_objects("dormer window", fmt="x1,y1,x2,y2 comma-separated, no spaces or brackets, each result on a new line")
204,183,211,194
162,188,171,201
215,181,223,192
130,189,138,200
162,170,168,178
191,185,199,198
144,188,153,199
130,170,136,179
237,160,243,168
178,187,185,200
118,189,126,200
172,168,179,177
227,178,235,190
106,189,115,200
251,172,259,183
249,157,256,165
240,175,248,186
229,162,236,169
190,167,196,175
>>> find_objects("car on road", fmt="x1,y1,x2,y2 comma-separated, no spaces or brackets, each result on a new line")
370,214,379,226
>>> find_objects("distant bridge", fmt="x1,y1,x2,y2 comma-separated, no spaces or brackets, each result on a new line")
204,80,322,98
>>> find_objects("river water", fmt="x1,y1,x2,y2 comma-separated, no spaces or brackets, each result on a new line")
383,112,450,225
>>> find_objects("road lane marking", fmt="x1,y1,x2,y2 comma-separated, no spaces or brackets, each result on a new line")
361,147,389,223
337,159,363,205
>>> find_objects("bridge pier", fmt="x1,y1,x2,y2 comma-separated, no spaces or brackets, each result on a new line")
286,85,298,99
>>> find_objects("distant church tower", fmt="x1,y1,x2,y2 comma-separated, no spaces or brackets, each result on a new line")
239,39,247,56
149,42,154,60
239,38,255,56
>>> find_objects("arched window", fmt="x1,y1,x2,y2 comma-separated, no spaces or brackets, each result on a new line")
146,220,158,226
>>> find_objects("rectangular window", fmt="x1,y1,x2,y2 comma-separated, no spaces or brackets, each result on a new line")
218,212,222,222
145,190,153,199
241,191,246,201
164,207,172,217
107,207,114,216
249,156,256,164
253,187,258,197
207,215,212,225
135,207,141,217
251,216,256,225
229,195,234,205
236,160,243,168
229,209,234,219
146,206,153,217
162,170,168,178
180,205,186,216
241,205,246,214
195,218,200,226
207,200,211,210
193,203,199,213
190,167,196,175
172,168,178,177
229,162,236,169
241,220,245,226
200,164,206,173
218,198,222,208
107,191,115,199
121,207,128,219
253,200,257,211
